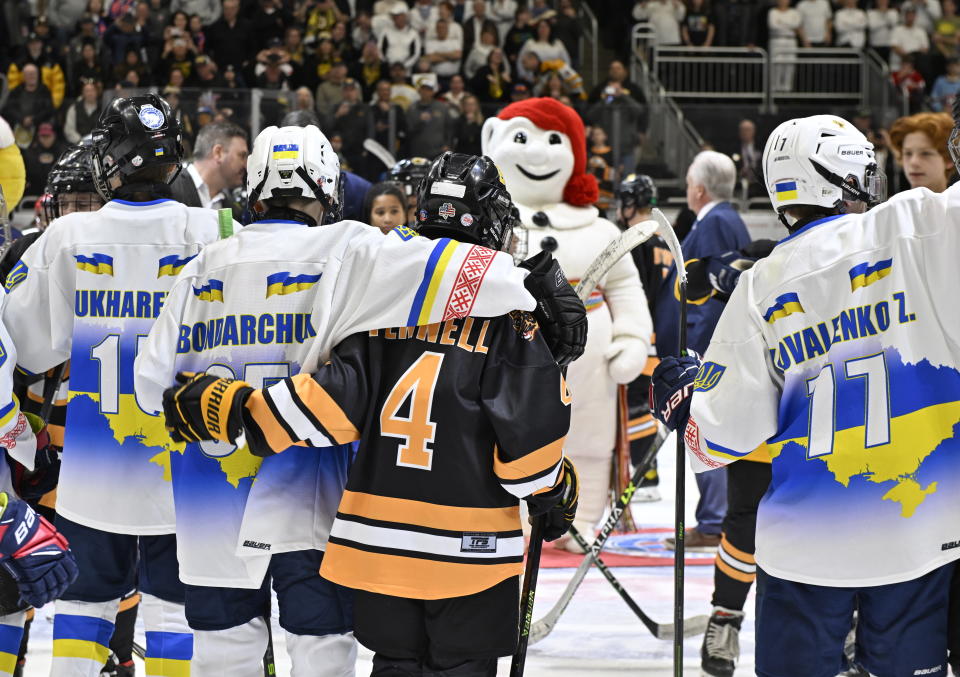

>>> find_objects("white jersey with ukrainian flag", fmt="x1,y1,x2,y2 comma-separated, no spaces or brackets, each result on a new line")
134,219,534,588
0,291,41,495
685,185,960,587
2,198,224,534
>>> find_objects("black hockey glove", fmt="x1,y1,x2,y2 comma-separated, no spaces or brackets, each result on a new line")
519,250,587,368
162,372,253,444
649,354,701,432
526,456,579,542
683,239,779,304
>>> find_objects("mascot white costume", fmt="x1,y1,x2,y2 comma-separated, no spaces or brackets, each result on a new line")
482,98,652,547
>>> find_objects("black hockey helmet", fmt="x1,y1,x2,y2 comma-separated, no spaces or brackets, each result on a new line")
617,173,658,211
414,152,517,252
90,94,183,200
387,157,431,196
42,142,103,224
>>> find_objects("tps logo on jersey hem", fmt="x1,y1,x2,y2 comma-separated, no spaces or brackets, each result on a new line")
4,261,27,292
75,253,114,276
774,181,798,201
192,279,224,302
849,258,892,291
265,271,322,297
763,292,804,323
393,225,418,241
158,253,197,277
461,532,497,553
694,362,726,392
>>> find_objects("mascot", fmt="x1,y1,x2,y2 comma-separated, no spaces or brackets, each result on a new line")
482,98,652,549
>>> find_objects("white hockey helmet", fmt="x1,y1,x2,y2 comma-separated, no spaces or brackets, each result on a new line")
246,125,340,220
762,115,885,224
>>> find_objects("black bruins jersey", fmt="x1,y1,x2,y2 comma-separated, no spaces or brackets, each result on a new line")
244,313,571,599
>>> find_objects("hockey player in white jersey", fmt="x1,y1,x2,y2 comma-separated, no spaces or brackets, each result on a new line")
2,94,236,677
650,114,960,677
0,294,79,677
133,125,581,676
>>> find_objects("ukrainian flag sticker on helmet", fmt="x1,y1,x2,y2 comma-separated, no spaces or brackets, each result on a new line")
775,181,798,201
272,144,299,159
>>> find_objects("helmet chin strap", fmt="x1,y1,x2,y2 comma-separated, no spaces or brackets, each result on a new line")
810,158,872,204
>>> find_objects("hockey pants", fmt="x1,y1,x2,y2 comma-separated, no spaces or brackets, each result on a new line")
192,621,356,677
712,460,771,611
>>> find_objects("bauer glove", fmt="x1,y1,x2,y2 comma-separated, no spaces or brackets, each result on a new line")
525,456,579,542
519,250,588,368
650,354,701,432
163,371,253,444
0,492,78,608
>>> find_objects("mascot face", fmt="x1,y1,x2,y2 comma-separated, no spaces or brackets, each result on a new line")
481,116,574,207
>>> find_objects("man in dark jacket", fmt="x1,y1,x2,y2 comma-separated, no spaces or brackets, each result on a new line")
655,150,751,551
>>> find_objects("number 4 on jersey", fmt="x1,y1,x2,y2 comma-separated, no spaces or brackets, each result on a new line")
380,352,444,471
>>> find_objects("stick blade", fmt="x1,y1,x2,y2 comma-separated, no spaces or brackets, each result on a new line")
651,613,711,640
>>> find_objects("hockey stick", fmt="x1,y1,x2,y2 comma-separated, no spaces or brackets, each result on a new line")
574,220,660,303
262,595,276,677
362,138,397,171
38,362,68,423
528,430,708,644
566,525,709,640
511,515,545,677
650,208,688,677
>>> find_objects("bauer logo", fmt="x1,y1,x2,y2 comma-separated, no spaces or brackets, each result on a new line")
4,261,27,292
694,362,726,392
461,532,497,553
242,540,271,551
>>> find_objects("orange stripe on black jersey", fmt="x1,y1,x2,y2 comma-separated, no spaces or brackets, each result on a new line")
339,490,520,533
493,437,564,482
321,541,524,600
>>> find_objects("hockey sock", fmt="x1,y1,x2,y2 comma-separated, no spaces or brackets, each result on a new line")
711,534,756,611
192,617,268,677
109,595,139,664
0,611,26,675
286,630,356,677
51,599,120,677
139,593,193,677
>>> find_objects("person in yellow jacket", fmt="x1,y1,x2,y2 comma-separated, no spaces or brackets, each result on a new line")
6,34,66,110
0,116,26,210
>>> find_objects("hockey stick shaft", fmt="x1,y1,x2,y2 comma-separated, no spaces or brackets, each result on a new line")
512,515,545,677
529,430,668,644
674,273,689,675
263,596,276,677
38,362,68,423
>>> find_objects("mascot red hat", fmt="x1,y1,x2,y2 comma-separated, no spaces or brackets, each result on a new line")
496,98,599,207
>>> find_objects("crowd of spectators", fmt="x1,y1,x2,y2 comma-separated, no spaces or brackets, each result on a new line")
1,0,654,194
630,0,960,113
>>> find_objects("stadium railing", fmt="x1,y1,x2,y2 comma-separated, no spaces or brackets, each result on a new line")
652,46,769,108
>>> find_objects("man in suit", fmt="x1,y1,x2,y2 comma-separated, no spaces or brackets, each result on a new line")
170,120,248,218
732,118,763,197
655,150,751,551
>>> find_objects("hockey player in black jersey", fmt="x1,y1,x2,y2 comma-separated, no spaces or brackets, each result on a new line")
163,152,583,677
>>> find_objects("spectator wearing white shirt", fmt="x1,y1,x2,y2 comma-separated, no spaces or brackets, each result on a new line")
632,0,685,46
834,0,867,49
769,0,806,92
425,18,463,82
890,5,930,71
427,2,464,41
410,0,440,36
463,0,499,63
796,0,832,46
378,4,423,71
517,20,572,72
489,0,518,46
868,0,899,62
463,24,498,78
